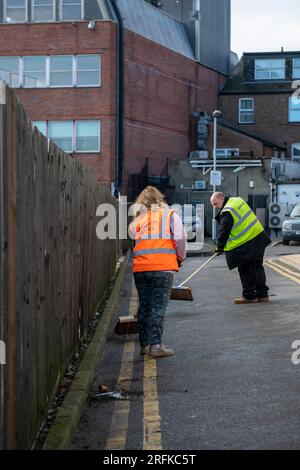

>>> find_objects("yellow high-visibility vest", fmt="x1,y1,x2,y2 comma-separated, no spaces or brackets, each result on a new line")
221,197,264,251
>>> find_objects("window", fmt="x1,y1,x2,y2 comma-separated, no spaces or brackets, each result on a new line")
32,121,47,135
61,0,83,20
293,59,300,79
50,56,73,87
32,0,55,22
289,96,300,122
76,55,100,87
0,56,20,87
292,143,300,158
31,120,101,153
23,56,47,87
255,59,285,79
48,121,73,152
76,121,100,152
239,98,254,124
5,0,27,22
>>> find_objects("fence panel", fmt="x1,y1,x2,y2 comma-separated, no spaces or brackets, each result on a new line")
0,82,118,449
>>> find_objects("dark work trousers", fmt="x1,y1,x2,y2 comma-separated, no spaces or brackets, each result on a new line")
133,271,173,347
237,254,269,300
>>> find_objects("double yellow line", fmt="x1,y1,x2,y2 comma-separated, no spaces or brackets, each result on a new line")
265,259,300,285
105,279,162,450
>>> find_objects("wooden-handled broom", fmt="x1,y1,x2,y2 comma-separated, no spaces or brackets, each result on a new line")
170,253,218,301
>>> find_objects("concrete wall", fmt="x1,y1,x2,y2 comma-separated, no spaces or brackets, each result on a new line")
169,159,271,200
145,0,231,75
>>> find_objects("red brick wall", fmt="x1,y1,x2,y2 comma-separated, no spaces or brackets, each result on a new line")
0,20,226,192
219,94,300,156
205,123,277,158
123,30,226,191
0,21,117,187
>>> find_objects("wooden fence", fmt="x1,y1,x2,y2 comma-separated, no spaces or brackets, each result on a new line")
0,82,118,449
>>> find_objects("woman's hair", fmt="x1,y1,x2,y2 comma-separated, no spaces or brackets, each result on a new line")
134,186,166,214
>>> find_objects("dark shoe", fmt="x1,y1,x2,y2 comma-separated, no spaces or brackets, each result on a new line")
234,297,258,304
149,344,174,357
257,296,270,302
140,345,150,355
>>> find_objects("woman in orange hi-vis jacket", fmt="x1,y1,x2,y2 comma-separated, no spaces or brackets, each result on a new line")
129,186,187,357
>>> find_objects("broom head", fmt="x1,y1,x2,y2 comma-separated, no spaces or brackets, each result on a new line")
170,286,193,301
115,316,138,335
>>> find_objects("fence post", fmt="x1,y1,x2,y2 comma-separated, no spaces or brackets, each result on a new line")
3,85,17,449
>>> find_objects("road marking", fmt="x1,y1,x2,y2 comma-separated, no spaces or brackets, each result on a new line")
143,356,162,450
265,259,300,285
105,278,137,450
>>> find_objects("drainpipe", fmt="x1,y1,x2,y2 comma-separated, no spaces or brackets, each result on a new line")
193,0,201,62
110,0,124,196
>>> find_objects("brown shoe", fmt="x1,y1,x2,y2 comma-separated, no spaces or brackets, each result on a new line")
140,345,150,355
234,297,258,304
149,344,174,357
257,297,270,302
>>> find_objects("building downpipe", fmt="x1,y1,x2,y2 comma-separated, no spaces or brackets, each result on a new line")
110,0,124,196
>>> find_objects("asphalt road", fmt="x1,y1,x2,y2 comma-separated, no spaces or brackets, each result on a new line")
72,242,300,450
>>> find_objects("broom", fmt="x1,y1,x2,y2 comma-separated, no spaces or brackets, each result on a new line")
170,253,218,301
115,315,138,335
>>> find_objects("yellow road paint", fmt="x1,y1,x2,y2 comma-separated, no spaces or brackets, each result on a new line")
105,277,138,449
143,356,162,450
105,276,163,450
265,259,300,285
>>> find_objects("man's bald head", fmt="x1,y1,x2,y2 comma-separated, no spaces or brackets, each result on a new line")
210,192,225,209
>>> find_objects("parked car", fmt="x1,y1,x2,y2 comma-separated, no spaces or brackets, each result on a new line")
173,204,202,242
282,203,300,245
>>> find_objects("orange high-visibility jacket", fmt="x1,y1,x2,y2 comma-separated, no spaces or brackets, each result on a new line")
130,207,178,273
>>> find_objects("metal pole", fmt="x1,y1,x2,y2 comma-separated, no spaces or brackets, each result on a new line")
212,116,217,241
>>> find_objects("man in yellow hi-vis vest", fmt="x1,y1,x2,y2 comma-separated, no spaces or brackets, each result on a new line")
210,192,271,304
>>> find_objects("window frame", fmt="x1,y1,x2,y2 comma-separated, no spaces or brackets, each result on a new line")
31,120,101,153
239,98,254,124
32,0,56,23
293,58,300,79
0,54,101,88
75,54,101,88
292,143,300,158
49,55,74,88
289,96,300,123
4,0,28,23
0,55,21,87
60,0,84,21
22,55,48,88
75,120,101,153
254,58,285,80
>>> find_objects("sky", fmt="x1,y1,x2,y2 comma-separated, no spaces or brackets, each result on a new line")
231,0,300,57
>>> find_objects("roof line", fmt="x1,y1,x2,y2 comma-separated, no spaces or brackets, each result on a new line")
209,118,287,150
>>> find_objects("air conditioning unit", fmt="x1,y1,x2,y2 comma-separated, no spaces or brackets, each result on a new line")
194,180,206,190
216,148,239,159
189,150,208,159
269,203,289,228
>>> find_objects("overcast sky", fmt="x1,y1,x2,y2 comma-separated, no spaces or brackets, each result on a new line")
231,0,300,57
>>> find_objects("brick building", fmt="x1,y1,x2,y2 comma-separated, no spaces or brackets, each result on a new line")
0,0,232,197
219,51,300,159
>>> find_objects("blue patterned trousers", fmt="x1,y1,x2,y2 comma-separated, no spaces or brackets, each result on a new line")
133,271,173,347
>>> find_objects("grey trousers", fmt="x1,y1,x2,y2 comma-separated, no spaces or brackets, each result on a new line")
133,271,173,347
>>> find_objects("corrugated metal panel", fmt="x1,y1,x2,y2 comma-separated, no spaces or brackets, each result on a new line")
116,0,194,59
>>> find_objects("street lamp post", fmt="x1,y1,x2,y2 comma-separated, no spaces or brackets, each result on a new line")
211,110,222,242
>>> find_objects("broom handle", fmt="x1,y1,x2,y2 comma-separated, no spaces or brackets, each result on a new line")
177,253,219,288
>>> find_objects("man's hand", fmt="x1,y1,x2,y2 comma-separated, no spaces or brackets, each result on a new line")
215,247,224,256
177,258,184,268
